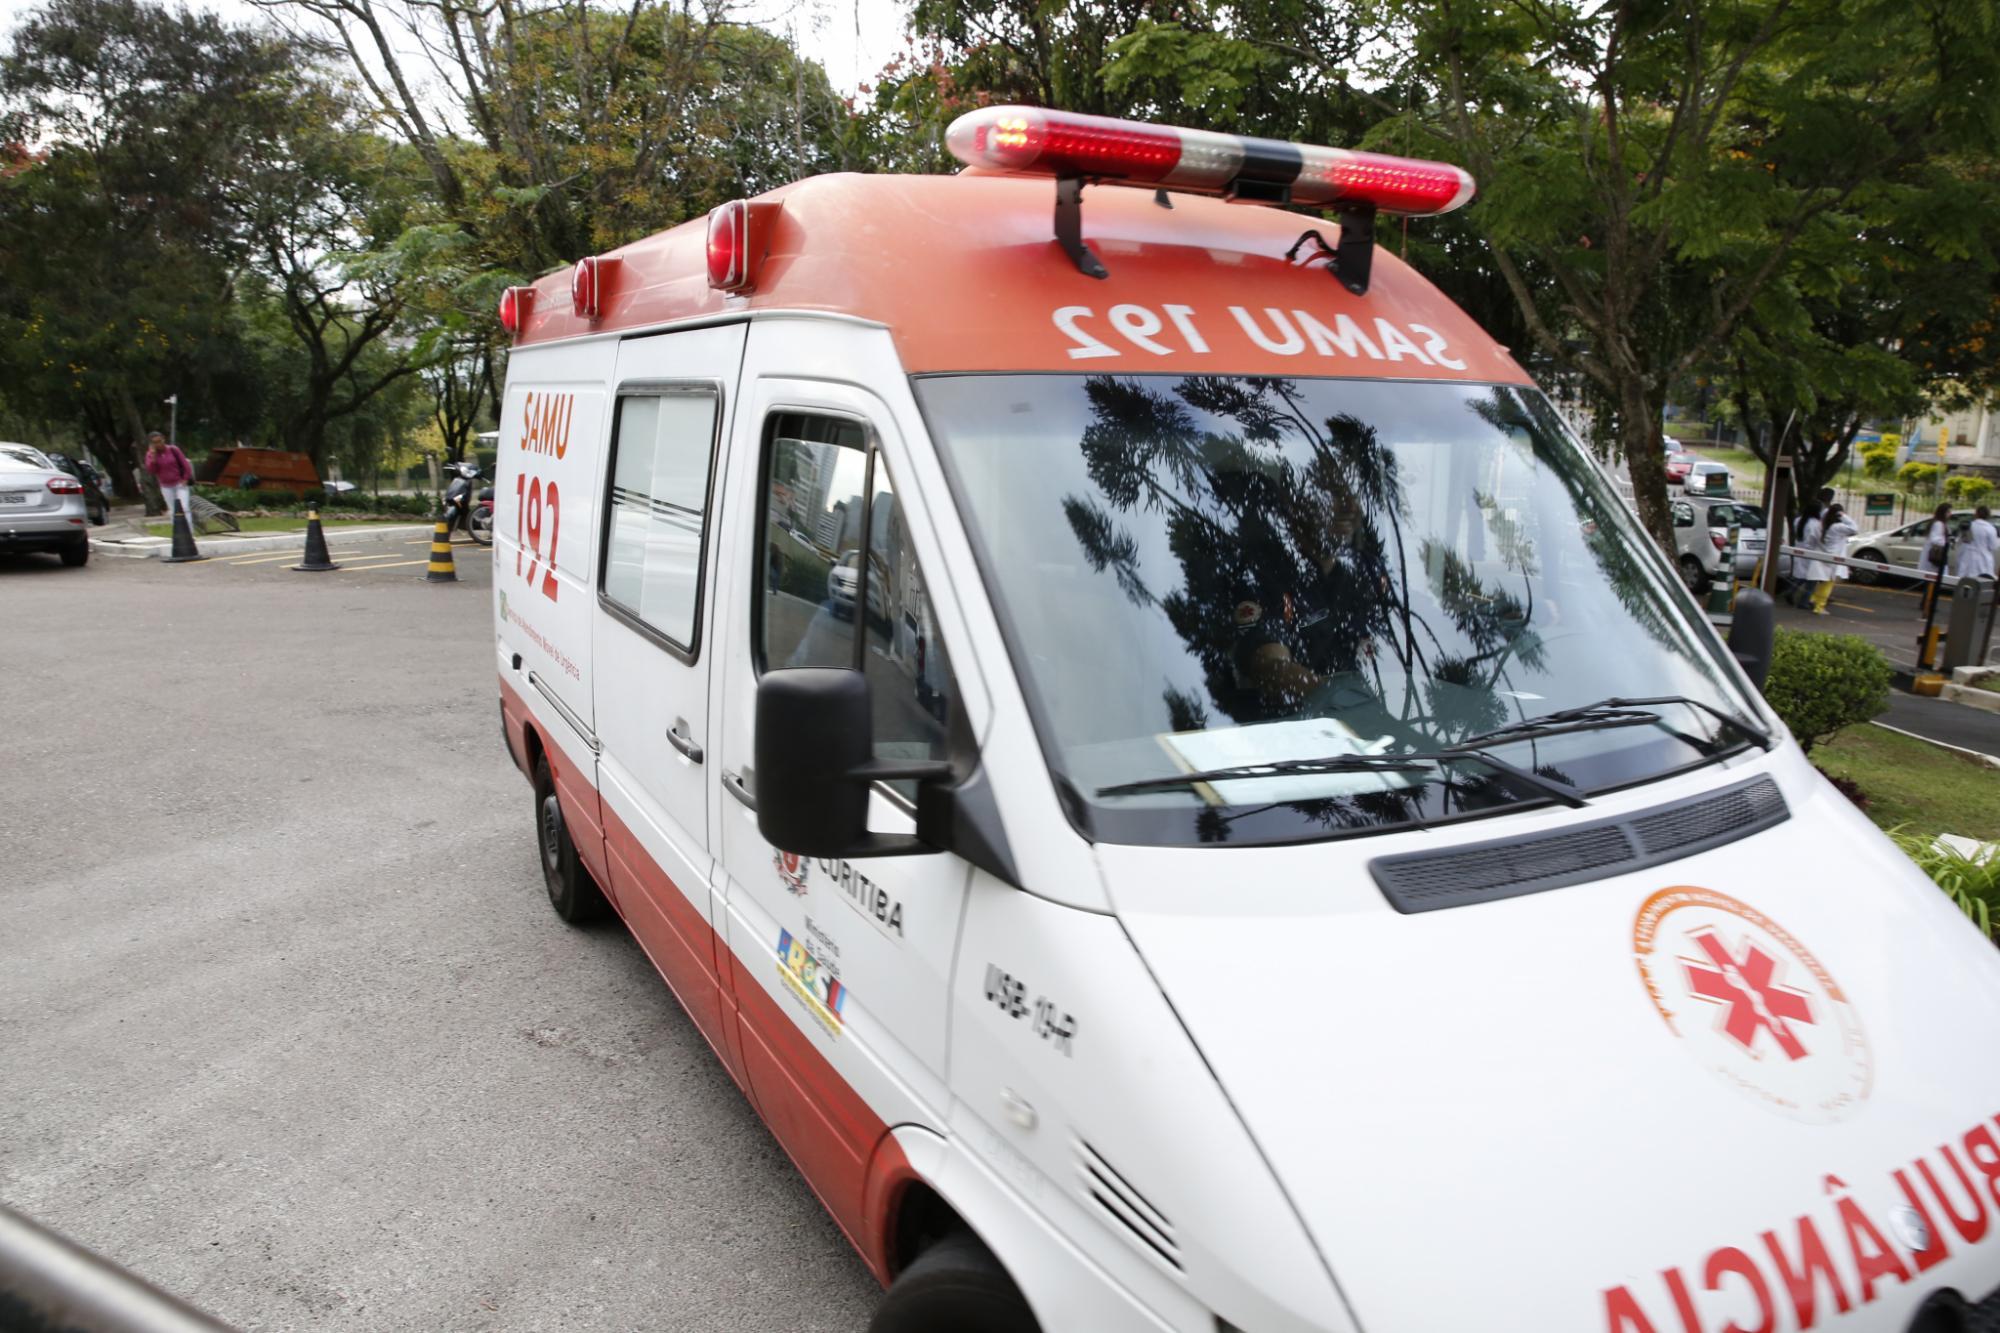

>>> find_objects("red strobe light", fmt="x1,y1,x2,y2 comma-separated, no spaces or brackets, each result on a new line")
946,105,1475,216
498,285,533,335
707,200,748,292
571,256,603,318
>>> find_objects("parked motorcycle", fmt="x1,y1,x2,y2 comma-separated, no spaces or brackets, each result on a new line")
442,460,494,547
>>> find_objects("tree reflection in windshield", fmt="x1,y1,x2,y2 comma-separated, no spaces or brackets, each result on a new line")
917,372,1740,848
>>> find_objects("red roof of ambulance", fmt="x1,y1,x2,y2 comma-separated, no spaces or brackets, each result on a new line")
512,172,1531,385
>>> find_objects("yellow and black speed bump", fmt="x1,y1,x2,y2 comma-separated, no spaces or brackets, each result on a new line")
292,509,340,572
425,518,457,582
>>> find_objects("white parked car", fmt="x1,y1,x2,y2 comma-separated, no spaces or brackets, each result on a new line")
1682,459,1732,495
1673,497,1775,590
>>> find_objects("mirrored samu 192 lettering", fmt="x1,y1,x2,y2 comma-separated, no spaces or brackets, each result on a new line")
1052,303,1466,369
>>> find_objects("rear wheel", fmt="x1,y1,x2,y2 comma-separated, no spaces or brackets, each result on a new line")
533,756,605,925
1849,548,1885,586
59,538,88,567
468,505,494,547
870,1232,1040,1333
1678,555,1709,595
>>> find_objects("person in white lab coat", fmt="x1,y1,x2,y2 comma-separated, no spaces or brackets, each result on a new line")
1919,502,1954,617
1812,504,1858,614
1793,503,1828,606
1956,504,1997,580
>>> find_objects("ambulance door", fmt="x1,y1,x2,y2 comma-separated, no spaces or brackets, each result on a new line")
591,324,747,1080
712,373,970,1249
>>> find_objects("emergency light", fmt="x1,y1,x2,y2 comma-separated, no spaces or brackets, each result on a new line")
498,285,533,336
945,106,1475,216
945,105,1474,290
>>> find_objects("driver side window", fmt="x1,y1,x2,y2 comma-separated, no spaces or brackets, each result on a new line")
755,412,960,793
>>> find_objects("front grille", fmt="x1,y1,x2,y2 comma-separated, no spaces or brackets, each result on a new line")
1371,774,1789,913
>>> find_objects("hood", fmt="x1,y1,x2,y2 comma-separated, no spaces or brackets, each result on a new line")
1104,755,2000,1332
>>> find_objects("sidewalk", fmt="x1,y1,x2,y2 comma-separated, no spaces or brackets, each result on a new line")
89,506,430,559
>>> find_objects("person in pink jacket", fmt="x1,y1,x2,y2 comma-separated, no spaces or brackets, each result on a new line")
143,432,195,527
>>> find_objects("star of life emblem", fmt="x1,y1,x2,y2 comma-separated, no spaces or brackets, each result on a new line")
1634,887,1871,1123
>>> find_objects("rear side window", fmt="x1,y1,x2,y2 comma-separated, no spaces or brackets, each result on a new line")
600,388,720,654
756,411,959,794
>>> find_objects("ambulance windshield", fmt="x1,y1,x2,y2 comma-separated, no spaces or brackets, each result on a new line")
917,374,1763,847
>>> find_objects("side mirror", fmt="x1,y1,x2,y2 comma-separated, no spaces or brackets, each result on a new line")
754,668,951,859
1728,589,1776,692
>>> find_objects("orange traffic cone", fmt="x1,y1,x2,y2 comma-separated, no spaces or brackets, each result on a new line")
292,510,339,572
425,517,457,582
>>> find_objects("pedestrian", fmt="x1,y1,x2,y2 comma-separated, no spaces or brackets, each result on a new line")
1957,504,1997,580
1919,501,1953,616
1811,504,1857,615
1793,502,1829,608
143,431,196,528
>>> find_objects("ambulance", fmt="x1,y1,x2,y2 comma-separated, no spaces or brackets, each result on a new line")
491,106,2000,1333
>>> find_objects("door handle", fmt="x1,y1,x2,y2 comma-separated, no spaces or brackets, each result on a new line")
722,769,756,810
667,719,704,765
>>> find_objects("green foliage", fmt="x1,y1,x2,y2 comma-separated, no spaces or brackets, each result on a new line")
1863,452,1898,481
1891,828,2000,942
1899,461,1942,489
1763,629,1892,753
1944,475,1994,504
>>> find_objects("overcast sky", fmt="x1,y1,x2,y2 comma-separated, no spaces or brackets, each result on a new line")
0,0,912,94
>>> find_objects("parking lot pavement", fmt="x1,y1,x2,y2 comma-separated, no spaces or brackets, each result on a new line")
0,547,879,1331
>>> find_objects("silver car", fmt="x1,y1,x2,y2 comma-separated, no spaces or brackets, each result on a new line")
1847,510,1973,584
0,455,92,565
1671,497,1769,591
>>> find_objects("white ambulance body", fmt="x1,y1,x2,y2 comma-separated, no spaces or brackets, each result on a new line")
491,108,2000,1333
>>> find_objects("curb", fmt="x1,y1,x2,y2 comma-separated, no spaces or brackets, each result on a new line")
1941,683,2000,715
91,523,433,560
1868,720,2000,770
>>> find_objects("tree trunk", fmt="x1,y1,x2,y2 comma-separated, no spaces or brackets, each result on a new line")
117,387,163,515
1620,381,1674,554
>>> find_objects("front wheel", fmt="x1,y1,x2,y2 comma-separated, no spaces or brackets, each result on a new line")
533,756,606,925
870,1232,1040,1333
468,505,494,547
1849,549,1885,586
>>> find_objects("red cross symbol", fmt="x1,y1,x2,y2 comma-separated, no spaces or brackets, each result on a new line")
1682,928,1816,1060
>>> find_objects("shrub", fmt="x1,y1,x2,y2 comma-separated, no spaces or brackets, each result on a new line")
1943,474,1994,504
1763,629,1891,752
1898,461,1941,489
1891,829,2000,942
1862,452,1897,481
303,488,327,507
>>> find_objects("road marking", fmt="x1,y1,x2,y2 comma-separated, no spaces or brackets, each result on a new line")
336,558,430,573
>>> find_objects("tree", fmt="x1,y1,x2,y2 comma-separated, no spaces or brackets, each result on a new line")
1706,154,2000,507
1369,0,2000,550
233,72,429,466
0,0,292,498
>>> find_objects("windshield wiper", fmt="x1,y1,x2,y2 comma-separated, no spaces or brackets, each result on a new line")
1451,694,1773,753
1095,748,1587,808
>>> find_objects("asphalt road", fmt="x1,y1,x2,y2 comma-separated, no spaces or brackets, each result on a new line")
0,542,880,1331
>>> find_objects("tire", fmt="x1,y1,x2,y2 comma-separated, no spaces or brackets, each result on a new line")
1678,555,1709,595
90,503,107,526
1849,549,1885,586
59,538,89,568
870,1232,1040,1333
468,506,494,547
533,756,605,925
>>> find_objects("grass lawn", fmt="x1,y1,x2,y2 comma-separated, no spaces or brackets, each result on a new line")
1813,724,2000,841
146,516,416,537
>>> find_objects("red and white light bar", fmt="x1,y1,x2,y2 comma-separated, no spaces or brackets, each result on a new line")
945,106,1475,215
